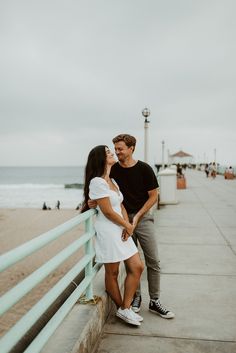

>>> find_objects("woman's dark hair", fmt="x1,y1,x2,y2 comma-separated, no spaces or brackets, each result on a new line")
81,145,107,212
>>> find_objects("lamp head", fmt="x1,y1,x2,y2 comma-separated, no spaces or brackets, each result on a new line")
142,107,151,118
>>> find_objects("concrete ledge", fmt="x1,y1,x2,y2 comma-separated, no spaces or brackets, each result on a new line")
42,265,125,353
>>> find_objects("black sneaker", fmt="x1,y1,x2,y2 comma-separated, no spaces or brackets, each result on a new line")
149,299,175,319
131,295,142,313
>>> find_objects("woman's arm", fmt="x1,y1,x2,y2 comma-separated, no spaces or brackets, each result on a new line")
120,204,130,241
121,203,129,222
96,197,134,235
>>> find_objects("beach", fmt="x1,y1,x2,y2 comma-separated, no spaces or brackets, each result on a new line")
0,208,85,337
0,166,85,209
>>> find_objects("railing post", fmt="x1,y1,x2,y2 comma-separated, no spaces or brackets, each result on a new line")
85,216,94,299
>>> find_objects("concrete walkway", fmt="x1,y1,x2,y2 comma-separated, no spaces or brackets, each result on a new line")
95,170,236,353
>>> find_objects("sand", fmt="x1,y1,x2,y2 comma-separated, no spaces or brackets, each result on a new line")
0,208,86,337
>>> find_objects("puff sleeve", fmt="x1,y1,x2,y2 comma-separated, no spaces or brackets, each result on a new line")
89,177,110,200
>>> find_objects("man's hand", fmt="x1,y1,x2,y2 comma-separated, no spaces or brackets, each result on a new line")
132,214,140,229
121,229,129,241
87,199,97,209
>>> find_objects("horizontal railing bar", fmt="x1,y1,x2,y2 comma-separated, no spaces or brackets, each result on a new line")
0,253,96,353
0,231,94,316
24,263,102,353
0,209,96,272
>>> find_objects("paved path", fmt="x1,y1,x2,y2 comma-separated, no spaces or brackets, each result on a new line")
95,170,236,353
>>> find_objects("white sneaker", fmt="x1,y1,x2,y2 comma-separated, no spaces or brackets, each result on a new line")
116,308,141,326
130,309,143,322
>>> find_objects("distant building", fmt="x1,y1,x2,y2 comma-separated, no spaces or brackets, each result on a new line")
169,150,193,165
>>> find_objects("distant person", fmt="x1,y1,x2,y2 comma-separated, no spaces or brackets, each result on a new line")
56,200,60,210
205,164,209,178
42,202,47,210
225,166,234,179
211,162,217,179
227,166,234,174
177,163,183,177
82,145,144,326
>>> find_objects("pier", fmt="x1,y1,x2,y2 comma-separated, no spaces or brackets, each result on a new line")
94,170,236,353
1,170,236,352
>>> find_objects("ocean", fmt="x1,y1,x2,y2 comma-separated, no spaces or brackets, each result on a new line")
1,164,234,209
0,167,85,209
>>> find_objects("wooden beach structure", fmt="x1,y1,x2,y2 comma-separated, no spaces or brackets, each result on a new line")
169,150,193,165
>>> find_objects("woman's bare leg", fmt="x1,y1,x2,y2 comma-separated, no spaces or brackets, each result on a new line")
104,262,122,308
122,253,144,308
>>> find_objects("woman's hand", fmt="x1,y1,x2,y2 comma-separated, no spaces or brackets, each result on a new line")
121,222,134,241
126,222,134,236
121,229,129,241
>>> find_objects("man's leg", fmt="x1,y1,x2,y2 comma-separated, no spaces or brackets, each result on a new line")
135,213,175,319
134,213,160,299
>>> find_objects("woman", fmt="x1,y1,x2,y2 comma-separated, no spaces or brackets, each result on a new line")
82,145,144,326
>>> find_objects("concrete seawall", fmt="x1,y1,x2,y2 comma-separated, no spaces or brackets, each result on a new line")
41,265,126,353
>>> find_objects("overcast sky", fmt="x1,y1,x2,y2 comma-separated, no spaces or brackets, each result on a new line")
1,0,236,167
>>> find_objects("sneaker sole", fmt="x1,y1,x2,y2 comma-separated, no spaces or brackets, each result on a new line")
116,312,141,326
149,308,175,319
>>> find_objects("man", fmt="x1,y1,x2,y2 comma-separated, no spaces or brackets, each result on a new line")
110,134,174,319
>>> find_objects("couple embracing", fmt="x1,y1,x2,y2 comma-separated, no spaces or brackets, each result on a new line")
82,134,174,326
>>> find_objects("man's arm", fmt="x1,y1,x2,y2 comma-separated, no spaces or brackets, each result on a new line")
132,188,158,228
95,197,134,236
87,199,97,209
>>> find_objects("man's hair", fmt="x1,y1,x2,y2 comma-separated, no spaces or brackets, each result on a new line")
112,134,136,150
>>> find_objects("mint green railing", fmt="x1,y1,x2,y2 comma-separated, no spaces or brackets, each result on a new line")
0,209,101,353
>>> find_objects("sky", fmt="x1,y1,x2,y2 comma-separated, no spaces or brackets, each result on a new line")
1,0,236,167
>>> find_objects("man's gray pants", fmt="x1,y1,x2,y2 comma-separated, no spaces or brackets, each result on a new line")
129,212,160,300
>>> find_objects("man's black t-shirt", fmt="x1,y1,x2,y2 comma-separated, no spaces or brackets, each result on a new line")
110,161,159,214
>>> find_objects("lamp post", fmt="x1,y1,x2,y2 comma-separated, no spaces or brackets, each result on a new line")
214,148,216,164
161,140,165,169
142,107,151,163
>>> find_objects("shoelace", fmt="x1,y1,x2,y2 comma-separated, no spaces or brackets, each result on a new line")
153,299,168,314
132,296,141,306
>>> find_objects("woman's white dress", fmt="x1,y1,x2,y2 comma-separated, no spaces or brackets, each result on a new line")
89,177,138,263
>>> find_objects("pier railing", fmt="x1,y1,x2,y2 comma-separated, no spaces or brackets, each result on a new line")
0,209,101,353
